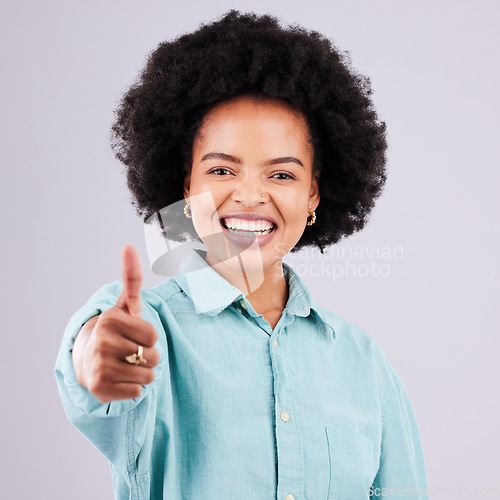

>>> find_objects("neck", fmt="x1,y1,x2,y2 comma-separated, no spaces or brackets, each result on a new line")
204,251,289,314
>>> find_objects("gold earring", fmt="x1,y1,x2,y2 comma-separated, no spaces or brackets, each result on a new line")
184,202,192,218
306,208,316,226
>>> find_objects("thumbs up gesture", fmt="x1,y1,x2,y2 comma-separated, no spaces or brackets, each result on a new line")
72,245,160,403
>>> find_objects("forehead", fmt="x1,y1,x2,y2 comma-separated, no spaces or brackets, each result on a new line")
195,96,313,149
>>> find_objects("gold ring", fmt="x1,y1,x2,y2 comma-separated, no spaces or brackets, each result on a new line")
125,344,147,365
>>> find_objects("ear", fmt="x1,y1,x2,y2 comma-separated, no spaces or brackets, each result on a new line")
309,171,320,211
183,172,191,200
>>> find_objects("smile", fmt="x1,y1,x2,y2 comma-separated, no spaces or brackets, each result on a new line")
221,217,276,235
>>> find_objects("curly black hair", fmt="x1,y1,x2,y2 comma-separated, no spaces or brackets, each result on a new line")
111,10,387,254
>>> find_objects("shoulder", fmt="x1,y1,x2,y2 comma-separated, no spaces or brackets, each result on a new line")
81,278,187,330
142,278,184,308
313,302,402,395
87,277,184,308
314,302,382,355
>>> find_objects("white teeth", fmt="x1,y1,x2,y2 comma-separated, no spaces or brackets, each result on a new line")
223,217,274,232
225,226,274,235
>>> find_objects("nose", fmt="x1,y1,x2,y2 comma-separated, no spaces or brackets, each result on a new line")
231,177,268,208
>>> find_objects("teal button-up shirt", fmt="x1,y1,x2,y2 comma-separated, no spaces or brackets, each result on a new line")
55,249,428,499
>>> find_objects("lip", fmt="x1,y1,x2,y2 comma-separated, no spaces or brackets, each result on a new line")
219,211,278,226
220,221,277,248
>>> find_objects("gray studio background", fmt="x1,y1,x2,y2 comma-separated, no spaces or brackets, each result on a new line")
2,0,498,498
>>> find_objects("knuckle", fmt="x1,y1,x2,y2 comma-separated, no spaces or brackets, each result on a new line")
92,343,109,361
97,310,114,326
100,307,113,318
88,378,104,396
144,324,158,346
149,349,160,366
138,330,152,347
93,367,112,386
145,369,155,384
91,375,105,391
98,335,117,352
150,325,159,343
93,323,111,341
97,310,123,332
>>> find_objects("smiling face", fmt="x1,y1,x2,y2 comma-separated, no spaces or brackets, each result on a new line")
183,95,320,274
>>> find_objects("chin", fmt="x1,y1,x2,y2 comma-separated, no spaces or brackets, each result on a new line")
207,241,283,274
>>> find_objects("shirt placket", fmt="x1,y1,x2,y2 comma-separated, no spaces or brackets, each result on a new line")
270,312,305,500
234,299,306,499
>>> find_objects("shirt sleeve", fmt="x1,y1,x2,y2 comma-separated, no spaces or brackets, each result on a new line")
54,280,167,477
370,354,429,499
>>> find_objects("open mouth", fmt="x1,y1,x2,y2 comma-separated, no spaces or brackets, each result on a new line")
220,217,277,236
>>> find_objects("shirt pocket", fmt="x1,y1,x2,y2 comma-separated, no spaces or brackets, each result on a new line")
326,422,380,499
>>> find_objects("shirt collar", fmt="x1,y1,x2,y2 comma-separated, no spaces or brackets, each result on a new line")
173,248,336,339
283,261,336,339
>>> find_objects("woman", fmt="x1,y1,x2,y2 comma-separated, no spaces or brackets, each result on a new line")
55,11,428,499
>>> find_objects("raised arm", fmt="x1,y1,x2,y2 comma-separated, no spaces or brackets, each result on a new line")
71,245,160,402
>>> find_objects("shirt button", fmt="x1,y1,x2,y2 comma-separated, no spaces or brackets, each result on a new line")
286,495,295,500
272,339,278,348
240,299,247,309
235,307,243,313
280,411,290,422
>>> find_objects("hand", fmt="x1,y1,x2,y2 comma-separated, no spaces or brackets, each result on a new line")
73,245,160,403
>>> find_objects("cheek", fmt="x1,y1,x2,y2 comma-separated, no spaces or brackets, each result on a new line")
285,188,311,212
187,173,204,194
190,172,226,194
281,197,310,230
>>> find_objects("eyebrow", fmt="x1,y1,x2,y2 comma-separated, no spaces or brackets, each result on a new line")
201,152,304,168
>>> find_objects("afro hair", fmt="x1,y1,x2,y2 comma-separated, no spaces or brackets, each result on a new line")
111,10,387,253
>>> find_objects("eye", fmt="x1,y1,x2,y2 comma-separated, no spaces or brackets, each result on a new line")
272,172,295,180
208,167,232,175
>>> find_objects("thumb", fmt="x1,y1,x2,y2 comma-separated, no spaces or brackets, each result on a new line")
115,245,143,318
